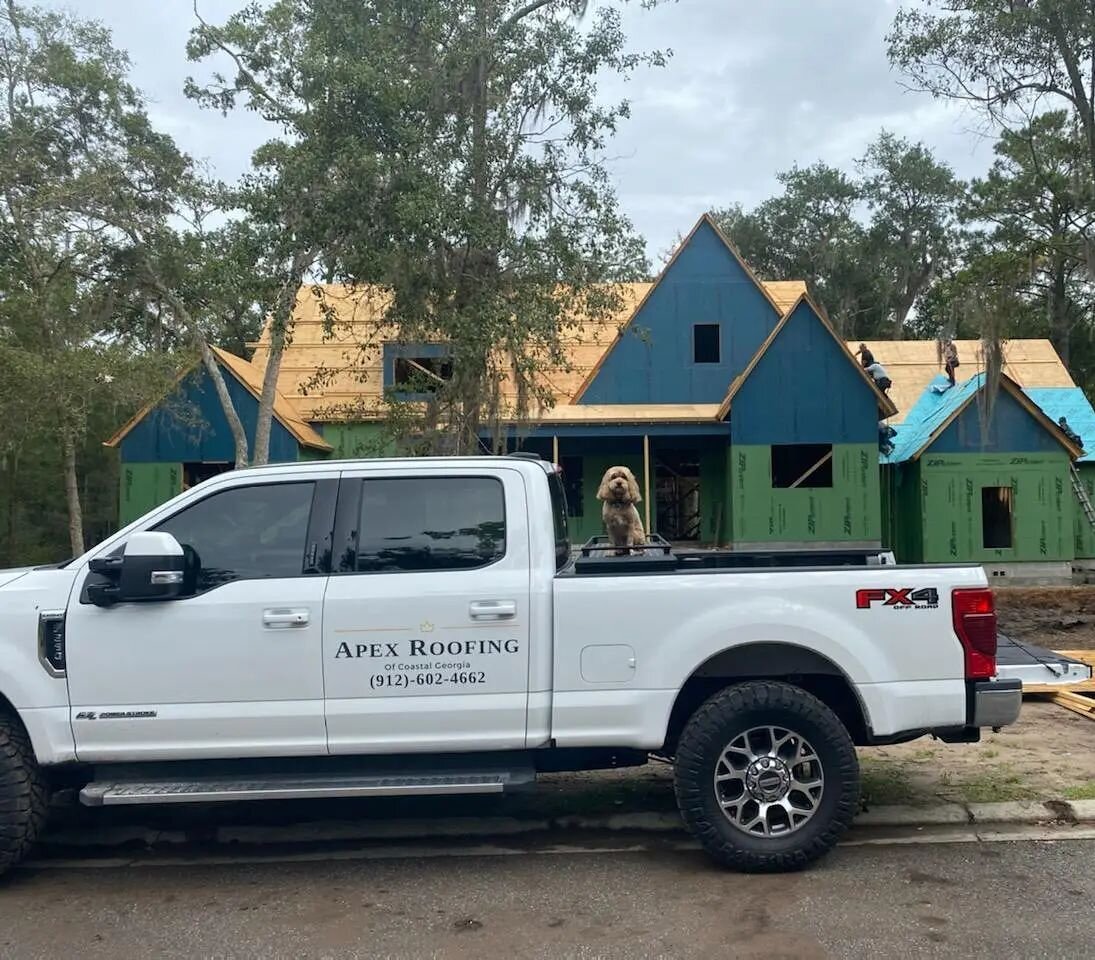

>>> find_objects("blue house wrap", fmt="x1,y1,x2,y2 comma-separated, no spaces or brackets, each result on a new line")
576,216,782,405
884,374,1077,463
1024,387,1095,462
728,298,883,445
118,362,302,465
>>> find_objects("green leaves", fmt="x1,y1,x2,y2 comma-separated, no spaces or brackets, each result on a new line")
714,135,962,339
193,0,664,453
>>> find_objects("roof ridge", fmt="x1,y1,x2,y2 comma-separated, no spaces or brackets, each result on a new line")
717,293,897,420
568,213,788,403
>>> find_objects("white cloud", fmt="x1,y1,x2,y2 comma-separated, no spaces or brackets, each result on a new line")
44,0,1001,261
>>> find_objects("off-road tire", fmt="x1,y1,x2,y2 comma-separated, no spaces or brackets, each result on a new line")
674,681,859,873
0,713,48,877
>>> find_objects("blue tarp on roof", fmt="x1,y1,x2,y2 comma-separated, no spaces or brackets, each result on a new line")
882,374,984,464
882,376,1093,464
1024,387,1095,462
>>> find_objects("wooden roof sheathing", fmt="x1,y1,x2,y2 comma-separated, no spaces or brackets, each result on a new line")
252,279,801,421
762,281,808,313
248,288,1075,430
849,339,1075,422
533,403,722,424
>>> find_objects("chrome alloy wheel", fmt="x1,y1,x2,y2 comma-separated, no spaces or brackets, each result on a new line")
713,725,825,837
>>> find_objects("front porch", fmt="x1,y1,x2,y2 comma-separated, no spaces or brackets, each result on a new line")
512,429,732,547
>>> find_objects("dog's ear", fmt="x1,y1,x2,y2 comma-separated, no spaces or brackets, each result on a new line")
596,469,613,501
626,468,642,503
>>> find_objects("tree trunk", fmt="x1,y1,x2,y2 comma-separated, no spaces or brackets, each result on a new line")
199,340,249,467
252,248,315,466
61,428,84,557
1049,256,1071,367
145,275,251,468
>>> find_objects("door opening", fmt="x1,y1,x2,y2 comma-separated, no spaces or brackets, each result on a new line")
183,462,234,490
981,486,1013,549
655,450,700,541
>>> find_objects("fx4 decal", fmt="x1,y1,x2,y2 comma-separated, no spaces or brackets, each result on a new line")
855,588,940,610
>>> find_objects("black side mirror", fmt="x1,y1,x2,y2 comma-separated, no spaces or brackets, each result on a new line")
87,532,188,608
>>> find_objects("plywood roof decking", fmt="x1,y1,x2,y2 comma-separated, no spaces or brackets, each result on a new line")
251,281,807,420
761,281,808,313
850,339,1075,422
534,403,722,424
246,284,1078,428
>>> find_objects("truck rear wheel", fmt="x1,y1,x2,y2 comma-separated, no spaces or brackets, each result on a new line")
674,681,858,872
0,713,48,877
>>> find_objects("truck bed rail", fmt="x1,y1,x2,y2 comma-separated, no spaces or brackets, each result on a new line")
569,537,897,576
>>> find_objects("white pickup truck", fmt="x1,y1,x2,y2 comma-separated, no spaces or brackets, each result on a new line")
0,455,1036,874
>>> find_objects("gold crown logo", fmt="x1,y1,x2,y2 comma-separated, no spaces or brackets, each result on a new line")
420,621,435,633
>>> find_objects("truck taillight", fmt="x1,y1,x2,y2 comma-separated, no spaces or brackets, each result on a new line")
952,588,997,680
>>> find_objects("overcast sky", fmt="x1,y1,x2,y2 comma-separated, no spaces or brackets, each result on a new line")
45,0,992,261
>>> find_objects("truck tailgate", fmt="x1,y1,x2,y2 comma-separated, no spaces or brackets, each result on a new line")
996,633,1093,688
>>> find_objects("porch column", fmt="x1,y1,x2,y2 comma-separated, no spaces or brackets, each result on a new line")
552,435,559,465
643,434,652,535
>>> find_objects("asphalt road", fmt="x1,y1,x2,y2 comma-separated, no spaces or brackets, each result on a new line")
1,835,1092,959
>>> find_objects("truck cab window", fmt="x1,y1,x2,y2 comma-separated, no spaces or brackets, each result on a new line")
155,482,316,592
353,477,505,573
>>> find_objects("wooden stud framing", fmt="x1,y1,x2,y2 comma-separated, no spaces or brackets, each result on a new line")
790,450,834,489
643,434,652,535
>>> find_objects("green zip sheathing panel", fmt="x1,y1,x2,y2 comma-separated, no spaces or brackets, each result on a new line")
882,463,924,563
730,444,879,544
569,452,644,544
299,422,395,461
1072,461,1095,560
915,453,1072,563
700,445,728,544
119,462,182,526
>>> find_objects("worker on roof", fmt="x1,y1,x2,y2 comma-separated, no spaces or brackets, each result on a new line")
864,360,892,396
942,340,959,386
1059,417,1083,450
855,343,875,369
878,420,897,457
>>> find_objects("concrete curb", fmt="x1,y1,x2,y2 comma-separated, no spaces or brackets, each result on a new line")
40,799,1095,849
857,798,1094,828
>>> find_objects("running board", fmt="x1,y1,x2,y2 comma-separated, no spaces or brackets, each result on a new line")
79,770,530,807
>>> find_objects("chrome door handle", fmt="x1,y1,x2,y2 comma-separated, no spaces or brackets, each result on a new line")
469,600,516,620
263,608,310,628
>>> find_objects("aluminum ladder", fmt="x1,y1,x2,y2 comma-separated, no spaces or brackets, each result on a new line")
1071,463,1095,530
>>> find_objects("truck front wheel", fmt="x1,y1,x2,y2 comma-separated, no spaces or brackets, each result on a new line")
0,713,48,877
674,681,859,872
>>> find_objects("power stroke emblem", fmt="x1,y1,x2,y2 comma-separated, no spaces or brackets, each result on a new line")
855,588,939,610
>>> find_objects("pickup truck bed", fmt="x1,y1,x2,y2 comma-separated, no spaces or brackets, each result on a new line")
996,634,1093,687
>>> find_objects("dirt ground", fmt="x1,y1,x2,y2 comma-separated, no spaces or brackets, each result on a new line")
996,585,1095,650
859,699,1095,806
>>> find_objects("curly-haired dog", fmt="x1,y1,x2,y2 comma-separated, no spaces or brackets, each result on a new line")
597,465,645,554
